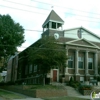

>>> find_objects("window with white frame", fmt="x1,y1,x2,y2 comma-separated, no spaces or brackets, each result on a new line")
88,58,93,69
34,65,37,72
78,57,84,69
68,56,74,68
29,64,32,73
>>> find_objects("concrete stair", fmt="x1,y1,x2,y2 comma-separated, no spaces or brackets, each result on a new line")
51,82,82,96
65,86,82,96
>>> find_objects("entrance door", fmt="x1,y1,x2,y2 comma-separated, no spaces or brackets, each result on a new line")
53,70,57,82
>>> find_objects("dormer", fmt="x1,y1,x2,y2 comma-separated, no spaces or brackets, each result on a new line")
42,10,64,32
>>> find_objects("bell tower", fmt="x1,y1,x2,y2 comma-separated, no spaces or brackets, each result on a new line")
42,10,64,38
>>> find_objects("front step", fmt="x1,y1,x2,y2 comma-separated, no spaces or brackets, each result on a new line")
51,82,82,96
65,86,82,96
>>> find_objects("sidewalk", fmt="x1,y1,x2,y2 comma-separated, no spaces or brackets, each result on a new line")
75,95,91,99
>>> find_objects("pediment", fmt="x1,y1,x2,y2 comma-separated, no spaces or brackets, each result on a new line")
66,39,100,49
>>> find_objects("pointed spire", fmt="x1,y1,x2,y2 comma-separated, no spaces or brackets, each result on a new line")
42,10,64,27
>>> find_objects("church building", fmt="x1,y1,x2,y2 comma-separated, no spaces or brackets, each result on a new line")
7,10,100,84
41,10,100,82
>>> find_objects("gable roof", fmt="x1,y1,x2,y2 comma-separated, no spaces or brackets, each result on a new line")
42,10,64,27
65,38,100,49
64,26,100,40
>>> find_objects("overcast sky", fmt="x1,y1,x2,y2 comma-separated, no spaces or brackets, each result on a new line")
0,0,100,51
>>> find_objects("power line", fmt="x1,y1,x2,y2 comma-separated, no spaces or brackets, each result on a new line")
0,4,47,15
25,29,42,32
1,2,100,23
1,4,100,24
3,0,50,11
3,0,100,20
31,0,100,16
24,29,97,36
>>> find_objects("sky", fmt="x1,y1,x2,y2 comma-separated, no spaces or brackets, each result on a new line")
0,0,100,51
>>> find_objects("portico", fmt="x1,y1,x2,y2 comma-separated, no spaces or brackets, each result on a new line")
65,43,99,81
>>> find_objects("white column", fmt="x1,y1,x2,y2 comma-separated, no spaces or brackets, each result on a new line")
85,51,89,75
56,23,57,29
75,50,79,75
94,52,98,75
49,22,52,29
65,49,69,74
61,25,63,30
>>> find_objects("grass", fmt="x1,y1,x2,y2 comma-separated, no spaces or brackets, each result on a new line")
44,96,90,100
30,84,65,90
0,89,27,99
0,88,90,100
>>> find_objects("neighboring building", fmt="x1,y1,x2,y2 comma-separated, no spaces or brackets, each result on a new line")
6,53,19,83
7,10,100,84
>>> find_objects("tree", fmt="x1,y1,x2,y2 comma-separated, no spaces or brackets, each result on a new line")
0,14,25,70
28,37,67,85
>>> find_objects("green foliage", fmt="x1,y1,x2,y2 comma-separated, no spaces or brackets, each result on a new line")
30,84,64,90
0,14,25,57
69,77,74,82
68,77,81,88
0,14,25,70
78,85,92,90
28,37,67,74
0,74,3,82
96,76,100,81
94,76,97,80
0,89,26,99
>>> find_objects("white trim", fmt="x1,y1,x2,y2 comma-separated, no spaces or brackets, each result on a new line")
65,38,100,49
64,26,100,39
66,43,100,49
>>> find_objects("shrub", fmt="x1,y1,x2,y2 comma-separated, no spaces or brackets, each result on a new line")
78,85,92,90
67,80,81,89
97,76,100,82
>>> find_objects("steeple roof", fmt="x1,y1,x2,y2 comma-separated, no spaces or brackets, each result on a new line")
42,10,64,27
